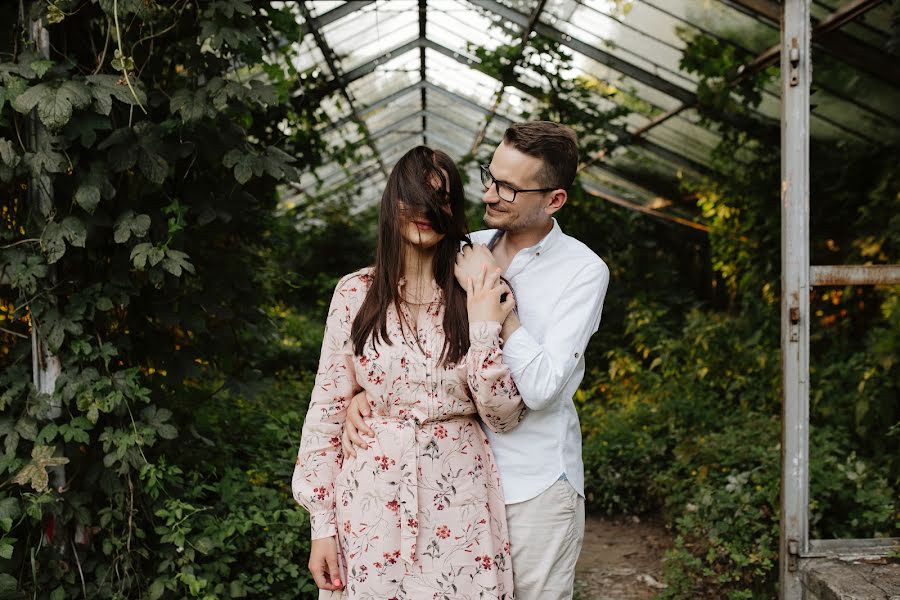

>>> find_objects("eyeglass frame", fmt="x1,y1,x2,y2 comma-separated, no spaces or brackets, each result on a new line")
479,165,558,203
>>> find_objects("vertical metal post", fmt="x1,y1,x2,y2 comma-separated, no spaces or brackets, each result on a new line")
780,0,811,598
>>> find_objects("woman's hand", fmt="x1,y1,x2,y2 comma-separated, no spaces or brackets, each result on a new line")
309,536,343,591
466,265,516,324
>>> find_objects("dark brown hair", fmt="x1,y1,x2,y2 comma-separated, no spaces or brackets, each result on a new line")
351,146,471,366
503,121,579,190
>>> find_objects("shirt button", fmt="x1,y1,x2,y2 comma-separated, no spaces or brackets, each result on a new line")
574,352,579,358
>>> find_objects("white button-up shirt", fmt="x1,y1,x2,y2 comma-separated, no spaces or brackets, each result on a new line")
470,219,609,504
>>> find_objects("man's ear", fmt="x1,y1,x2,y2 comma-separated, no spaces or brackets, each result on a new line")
544,189,568,215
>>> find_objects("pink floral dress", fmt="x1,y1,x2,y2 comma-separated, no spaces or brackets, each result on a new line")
292,268,524,599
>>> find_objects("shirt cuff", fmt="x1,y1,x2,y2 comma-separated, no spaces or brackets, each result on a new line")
309,509,337,540
469,321,502,350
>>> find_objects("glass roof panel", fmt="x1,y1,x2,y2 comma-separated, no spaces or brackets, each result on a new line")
285,0,900,218
424,48,502,107
307,1,344,17
542,0,698,90
321,1,419,72
428,0,521,55
363,91,423,134
346,50,421,102
427,89,489,127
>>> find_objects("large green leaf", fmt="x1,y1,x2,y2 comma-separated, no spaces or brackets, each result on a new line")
75,183,100,213
170,88,213,123
130,242,165,269
161,248,195,277
86,74,147,115
113,210,152,244
64,112,111,147
138,148,169,184
12,80,92,129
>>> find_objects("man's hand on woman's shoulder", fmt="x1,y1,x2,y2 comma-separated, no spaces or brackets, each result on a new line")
455,243,498,290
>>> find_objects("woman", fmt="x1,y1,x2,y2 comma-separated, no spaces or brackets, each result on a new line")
291,146,524,599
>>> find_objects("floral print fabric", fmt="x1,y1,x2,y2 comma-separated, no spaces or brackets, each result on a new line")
292,268,524,599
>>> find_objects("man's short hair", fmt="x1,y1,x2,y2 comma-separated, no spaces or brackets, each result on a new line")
502,121,579,190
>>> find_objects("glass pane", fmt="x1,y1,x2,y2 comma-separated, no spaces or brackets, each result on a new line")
322,1,419,72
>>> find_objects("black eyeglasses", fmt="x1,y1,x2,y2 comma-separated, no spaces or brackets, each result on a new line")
480,165,557,203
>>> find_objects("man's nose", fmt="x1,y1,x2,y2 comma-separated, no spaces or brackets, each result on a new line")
482,184,500,204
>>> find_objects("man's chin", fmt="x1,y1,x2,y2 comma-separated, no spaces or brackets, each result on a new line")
483,211,505,229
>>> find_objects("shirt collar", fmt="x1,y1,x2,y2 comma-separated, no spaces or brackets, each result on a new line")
529,217,561,254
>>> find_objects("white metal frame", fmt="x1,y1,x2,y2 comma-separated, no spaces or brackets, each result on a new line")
779,1,900,598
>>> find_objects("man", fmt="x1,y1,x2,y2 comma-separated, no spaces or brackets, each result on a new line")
342,121,609,599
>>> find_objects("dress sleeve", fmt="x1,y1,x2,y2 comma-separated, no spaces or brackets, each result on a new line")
291,275,362,539
465,321,526,433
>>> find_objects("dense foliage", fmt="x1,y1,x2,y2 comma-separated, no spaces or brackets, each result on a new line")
0,2,896,600
0,1,373,597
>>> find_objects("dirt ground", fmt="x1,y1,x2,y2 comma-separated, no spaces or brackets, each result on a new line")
573,514,673,600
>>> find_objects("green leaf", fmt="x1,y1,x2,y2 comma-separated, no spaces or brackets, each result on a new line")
148,578,166,600
114,210,151,244
30,60,54,78
15,418,37,441
86,74,147,115
96,297,114,311
139,149,168,184
60,216,86,247
41,222,66,264
224,148,255,184
170,88,212,123
36,423,58,445
110,49,135,73
75,183,100,213
130,242,164,269
161,249,195,277
23,133,67,178
0,574,17,597
13,80,92,129
64,112,111,147
0,74,27,118
40,217,86,263
0,497,21,530
0,138,21,168
247,79,277,105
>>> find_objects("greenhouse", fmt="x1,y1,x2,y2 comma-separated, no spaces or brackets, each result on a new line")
0,0,897,598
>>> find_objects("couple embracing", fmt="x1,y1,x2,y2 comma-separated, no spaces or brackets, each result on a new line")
292,121,610,599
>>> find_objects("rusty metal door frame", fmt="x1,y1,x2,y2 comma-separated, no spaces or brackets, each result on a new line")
779,1,900,598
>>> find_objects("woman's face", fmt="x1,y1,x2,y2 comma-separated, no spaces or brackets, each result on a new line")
398,170,452,250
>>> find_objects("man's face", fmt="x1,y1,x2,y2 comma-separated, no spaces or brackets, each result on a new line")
482,142,552,234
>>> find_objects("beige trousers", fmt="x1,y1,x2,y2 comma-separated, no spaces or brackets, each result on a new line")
506,478,585,600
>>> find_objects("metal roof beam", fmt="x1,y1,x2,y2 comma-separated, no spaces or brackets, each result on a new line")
368,109,473,140
299,1,376,36
298,1,389,178
470,0,696,104
720,0,900,87
326,81,425,132
300,37,709,177
419,0,428,144
467,0,549,155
